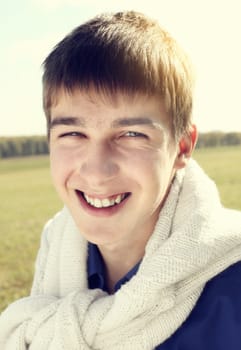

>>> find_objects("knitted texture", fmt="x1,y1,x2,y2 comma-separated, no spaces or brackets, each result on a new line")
0,160,241,349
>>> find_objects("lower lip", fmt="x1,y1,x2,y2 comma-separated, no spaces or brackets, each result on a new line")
76,191,130,217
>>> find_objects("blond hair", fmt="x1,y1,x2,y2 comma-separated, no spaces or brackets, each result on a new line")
42,11,194,140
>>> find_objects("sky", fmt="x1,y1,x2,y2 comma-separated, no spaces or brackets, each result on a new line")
1,0,241,136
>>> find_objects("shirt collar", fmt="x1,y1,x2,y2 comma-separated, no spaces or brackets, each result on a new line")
87,242,141,293
87,243,107,291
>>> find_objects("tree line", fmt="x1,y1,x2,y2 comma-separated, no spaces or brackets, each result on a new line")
0,136,49,159
0,132,241,158
195,131,241,148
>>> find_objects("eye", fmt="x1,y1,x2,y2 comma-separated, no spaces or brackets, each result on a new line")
59,131,86,138
124,131,148,138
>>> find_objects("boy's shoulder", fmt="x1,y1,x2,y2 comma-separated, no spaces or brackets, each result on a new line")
161,261,241,350
205,259,241,293
195,260,241,322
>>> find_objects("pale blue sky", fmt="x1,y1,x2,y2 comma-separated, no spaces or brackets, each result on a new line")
1,0,241,136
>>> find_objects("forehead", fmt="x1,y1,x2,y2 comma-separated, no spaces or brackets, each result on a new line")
50,88,171,130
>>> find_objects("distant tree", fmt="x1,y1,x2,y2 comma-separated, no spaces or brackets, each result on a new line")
222,132,241,146
196,132,241,148
0,136,49,158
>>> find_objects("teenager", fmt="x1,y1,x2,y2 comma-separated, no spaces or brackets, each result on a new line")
1,11,241,349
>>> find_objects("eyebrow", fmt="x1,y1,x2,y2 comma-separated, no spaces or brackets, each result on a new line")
50,117,85,129
111,117,163,129
50,116,164,130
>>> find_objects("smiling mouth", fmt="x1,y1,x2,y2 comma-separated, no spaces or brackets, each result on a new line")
77,191,130,209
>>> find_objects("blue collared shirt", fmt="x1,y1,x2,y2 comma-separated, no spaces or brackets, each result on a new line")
88,243,140,293
87,243,241,349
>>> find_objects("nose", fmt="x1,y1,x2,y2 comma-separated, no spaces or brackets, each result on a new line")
79,142,120,185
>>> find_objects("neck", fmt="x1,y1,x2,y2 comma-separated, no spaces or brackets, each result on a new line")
98,240,146,294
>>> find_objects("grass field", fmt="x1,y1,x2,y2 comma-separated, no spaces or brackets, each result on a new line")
0,146,241,312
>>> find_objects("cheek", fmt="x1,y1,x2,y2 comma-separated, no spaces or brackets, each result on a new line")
124,150,175,196
121,147,161,167
129,148,175,173
49,148,72,187
145,152,177,189
122,148,174,185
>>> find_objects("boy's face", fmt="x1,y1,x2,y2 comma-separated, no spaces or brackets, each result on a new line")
49,89,184,250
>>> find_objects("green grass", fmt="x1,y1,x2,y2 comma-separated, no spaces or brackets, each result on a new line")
0,146,241,312
193,146,241,210
0,156,62,311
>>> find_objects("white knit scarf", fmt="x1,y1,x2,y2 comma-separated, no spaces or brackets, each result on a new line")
0,159,241,350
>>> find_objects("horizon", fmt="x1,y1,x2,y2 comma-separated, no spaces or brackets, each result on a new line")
2,129,241,139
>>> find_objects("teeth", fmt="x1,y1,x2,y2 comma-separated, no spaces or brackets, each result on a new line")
94,198,102,208
115,194,122,204
102,198,113,207
83,193,126,208
84,194,91,203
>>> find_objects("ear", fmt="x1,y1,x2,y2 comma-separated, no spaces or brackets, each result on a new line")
175,124,198,169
